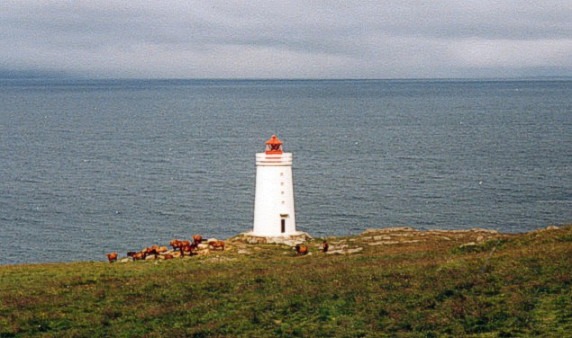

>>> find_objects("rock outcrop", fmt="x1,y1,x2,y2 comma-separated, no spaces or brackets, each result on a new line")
230,231,313,246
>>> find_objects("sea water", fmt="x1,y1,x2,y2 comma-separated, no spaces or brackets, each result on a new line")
1,79,571,264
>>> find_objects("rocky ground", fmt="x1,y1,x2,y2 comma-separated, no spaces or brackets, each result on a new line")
321,226,506,255
116,225,563,262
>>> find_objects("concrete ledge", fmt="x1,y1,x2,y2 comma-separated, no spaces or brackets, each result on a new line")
230,231,313,246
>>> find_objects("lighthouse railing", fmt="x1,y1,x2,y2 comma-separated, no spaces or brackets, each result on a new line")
256,152,292,166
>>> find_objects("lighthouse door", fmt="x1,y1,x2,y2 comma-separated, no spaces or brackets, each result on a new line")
281,218,286,233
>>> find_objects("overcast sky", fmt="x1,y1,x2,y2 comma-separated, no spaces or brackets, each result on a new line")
2,1,571,79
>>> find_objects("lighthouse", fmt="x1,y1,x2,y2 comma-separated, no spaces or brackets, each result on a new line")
252,135,297,236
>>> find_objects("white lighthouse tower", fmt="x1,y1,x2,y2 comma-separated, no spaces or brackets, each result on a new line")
252,135,297,236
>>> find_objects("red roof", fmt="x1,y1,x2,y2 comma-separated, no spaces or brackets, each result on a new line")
265,135,283,154
265,135,282,146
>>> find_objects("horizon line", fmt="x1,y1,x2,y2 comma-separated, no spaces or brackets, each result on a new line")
2,75,572,82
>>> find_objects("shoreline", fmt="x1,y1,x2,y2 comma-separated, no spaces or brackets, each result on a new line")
2,224,565,268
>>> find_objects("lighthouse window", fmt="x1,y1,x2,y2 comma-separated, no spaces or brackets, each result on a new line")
265,142,282,152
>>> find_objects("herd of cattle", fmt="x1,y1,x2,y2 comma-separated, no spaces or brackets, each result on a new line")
105,235,225,263
106,237,329,263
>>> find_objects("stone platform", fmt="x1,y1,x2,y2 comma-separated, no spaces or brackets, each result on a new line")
230,231,313,246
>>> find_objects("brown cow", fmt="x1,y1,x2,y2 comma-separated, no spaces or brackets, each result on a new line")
169,239,182,251
208,240,225,251
106,252,118,263
133,251,147,260
192,235,203,245
145,246,159,259
322,241,329,253
180,243,198,257
295,244,308,255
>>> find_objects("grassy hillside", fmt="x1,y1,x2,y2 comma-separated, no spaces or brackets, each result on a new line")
1,226,571,337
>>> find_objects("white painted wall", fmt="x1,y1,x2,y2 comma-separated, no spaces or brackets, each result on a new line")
252,152,296,236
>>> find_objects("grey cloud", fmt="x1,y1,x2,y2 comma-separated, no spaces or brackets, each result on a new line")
1,1,570,78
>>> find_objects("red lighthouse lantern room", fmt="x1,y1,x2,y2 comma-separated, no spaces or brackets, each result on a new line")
265,135,283,154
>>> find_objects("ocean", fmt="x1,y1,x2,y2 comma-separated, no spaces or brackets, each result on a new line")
1,79,571,265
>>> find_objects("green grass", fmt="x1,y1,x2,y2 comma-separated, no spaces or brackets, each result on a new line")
1,226,571,336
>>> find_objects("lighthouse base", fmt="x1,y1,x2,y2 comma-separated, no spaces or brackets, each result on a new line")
231,231,313,246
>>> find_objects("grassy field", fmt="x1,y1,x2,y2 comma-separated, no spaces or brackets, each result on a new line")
1,225,571,337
